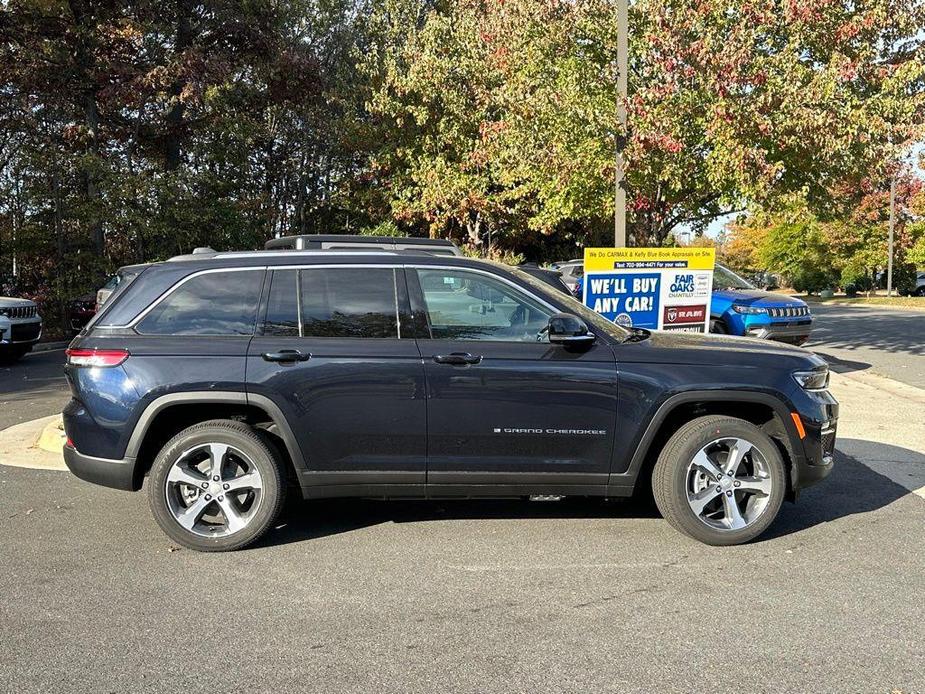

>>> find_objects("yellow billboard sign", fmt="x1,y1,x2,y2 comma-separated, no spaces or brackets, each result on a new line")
584,246,716,272
582,247,716,332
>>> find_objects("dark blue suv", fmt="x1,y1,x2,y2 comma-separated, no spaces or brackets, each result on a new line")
63,250,837,551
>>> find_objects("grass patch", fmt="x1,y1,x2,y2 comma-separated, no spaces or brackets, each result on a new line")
808,295,925,310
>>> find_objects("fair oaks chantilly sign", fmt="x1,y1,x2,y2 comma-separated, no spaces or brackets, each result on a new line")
582,247,716,333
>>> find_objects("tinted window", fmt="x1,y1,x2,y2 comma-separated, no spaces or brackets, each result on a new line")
136,270,263,335
713,265,754,291
301,268,398,338
416,269,551,342
264,270,300,336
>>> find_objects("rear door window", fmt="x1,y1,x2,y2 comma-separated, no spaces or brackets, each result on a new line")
136,270,264,335
263,267,402,339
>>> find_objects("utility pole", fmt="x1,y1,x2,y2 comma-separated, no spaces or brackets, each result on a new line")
614,0,628,248
886,173,896,297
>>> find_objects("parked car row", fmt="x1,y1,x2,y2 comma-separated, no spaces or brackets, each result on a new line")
14,233,921,366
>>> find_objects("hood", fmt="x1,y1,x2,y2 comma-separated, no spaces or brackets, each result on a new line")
0,296,36,307
712,288,807,308
618,327,825,369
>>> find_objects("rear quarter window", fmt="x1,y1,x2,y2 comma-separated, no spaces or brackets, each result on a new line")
135,270,264,335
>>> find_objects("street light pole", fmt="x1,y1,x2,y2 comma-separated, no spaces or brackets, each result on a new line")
614,0,628,248
886,173,896,297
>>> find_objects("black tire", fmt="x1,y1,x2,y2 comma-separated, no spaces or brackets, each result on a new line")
709,318,728,334
652,415,786,546
148,419,285,552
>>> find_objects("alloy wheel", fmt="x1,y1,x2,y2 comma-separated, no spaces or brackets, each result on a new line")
164,442,264,538
685,437,773,531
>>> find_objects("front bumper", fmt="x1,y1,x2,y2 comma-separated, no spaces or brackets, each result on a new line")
0,317,43,345
790,390,838,492
744,320,812,345
63,444,138,491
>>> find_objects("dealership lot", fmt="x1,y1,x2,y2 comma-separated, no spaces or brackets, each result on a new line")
2,444,923,693
1,307,924,693
807,303,925,388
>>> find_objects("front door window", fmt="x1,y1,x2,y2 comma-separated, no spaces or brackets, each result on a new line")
415,268,551,342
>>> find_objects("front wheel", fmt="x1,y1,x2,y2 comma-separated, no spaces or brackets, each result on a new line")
148,420,285,552
652,415,786,546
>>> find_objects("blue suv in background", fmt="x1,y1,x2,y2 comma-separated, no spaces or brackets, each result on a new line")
710,265,813,345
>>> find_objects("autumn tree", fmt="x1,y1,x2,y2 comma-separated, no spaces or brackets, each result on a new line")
364,0,925,248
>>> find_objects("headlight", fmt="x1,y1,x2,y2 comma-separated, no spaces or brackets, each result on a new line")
792,368,829,391
731,304,768,315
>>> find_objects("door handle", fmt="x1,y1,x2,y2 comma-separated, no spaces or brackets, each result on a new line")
262,349,311,363
433,352,482,365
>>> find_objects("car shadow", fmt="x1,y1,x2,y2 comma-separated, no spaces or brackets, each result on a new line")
256,440,920,548
259,496,660,548
765,440,921,539
805,305,925,357
810,351,872,375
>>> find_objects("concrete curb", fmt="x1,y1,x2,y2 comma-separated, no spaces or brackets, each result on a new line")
832,368,925,405
36,416,66,453
0,414,67,471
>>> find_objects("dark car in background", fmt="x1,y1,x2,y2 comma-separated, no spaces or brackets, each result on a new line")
68,264,149,335
69,293,97,334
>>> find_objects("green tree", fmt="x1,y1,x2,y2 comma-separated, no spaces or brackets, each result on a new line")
363,0,925,248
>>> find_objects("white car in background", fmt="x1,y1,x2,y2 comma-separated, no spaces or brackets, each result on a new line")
0,296,42,362
550,259,585,296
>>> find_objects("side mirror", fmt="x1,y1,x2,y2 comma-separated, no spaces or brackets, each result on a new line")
547,313,595,345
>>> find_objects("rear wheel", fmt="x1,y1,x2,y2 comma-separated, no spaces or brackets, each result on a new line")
652,415,786,545
148,419,285,552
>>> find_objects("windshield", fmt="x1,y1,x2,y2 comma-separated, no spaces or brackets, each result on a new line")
713,264,754,291
506,265,631,340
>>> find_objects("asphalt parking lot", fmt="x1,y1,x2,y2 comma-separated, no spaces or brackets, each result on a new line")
1,311,924,693
807,303,925,388
0,348,69,430
2,449,923,693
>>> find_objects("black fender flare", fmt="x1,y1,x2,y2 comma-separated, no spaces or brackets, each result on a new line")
607,389,805,494
124,391,303,472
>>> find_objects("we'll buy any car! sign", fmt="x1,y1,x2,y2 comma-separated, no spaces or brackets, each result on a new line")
582,247,716,333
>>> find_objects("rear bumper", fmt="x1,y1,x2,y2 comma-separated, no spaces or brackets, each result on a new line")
63,444,138,491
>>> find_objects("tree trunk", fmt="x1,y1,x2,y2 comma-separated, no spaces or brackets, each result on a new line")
84,92,104,253
68,0,105,253
165,0,194,171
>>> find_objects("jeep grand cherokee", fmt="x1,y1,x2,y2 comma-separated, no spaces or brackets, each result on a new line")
63,250,838,551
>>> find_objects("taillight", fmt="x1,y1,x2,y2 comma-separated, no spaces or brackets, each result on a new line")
66,348,129,367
